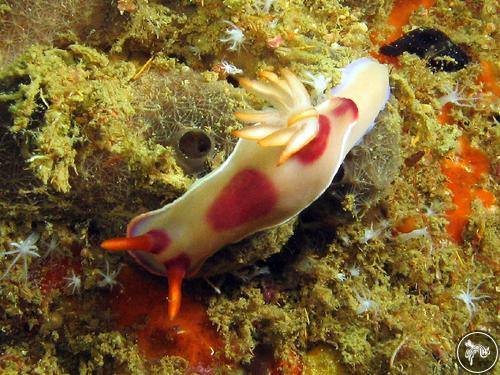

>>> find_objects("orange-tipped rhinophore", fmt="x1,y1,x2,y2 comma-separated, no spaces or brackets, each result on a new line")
166,257,189,320
101,234,154,252
101,230,171,254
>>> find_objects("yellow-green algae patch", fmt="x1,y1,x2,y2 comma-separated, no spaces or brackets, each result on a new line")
0,0,498,374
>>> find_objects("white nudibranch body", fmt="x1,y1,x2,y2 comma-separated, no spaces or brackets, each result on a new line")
101,58,390,319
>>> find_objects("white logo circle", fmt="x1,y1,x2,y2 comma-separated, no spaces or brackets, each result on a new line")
456,331,498,373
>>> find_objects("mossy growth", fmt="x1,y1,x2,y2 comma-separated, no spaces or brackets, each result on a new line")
0,0,124,67
0,0,498,374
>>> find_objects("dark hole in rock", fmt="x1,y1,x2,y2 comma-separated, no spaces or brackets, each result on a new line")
226,75,240,88
178,129,212,159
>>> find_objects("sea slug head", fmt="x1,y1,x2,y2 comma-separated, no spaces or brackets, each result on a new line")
101,216,188,320
329,58,390,152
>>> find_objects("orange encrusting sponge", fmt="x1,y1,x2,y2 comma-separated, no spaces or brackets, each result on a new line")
440,137,495,243
478,60,500,97
437,102,453,125
111,266,225,368
395,215,419,234
384,0,435,44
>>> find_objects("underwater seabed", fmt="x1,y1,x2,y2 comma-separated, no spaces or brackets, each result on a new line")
0,0,498,374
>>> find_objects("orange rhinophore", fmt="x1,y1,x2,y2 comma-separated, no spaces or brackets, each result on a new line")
165,257,188,320
101,233,156,252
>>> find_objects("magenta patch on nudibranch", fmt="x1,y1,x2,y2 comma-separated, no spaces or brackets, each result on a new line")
332,98,357,118
147,230,172,254
294,115,330,164
207,169,278,231
163,254,191,272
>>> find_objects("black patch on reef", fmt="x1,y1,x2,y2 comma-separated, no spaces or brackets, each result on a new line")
380,28,469,72
225,75,240,88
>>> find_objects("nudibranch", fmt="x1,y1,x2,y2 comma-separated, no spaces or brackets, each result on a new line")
101,58,390,319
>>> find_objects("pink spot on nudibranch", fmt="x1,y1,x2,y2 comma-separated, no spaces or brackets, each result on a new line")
146,230,172,254
294,115,331,164
207,169,278,231
332,98,357,118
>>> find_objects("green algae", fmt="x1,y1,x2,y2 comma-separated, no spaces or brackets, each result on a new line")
0,0,498,374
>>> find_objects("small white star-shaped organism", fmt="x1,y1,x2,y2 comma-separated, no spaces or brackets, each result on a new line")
1,232,40,282
354,289,378,315
456,279,489,319
348,264,361,278
42,236,64,259
64,270,82,294
221,61,243,75
97,261,123,290
438,82,479,107
220,21,245,51
233,69,321,165
361,220,389,244
336,272,347,282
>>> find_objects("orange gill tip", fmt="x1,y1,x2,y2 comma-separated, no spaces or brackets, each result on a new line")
287,108,318,127
258,70,279,82
232,124,278,140
231,127,257,139
258,71,292,94
277,152,292,166
238,77,252,89
257,127,295,147
233,111,261,122
277,125,317,165
166,257,189,320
